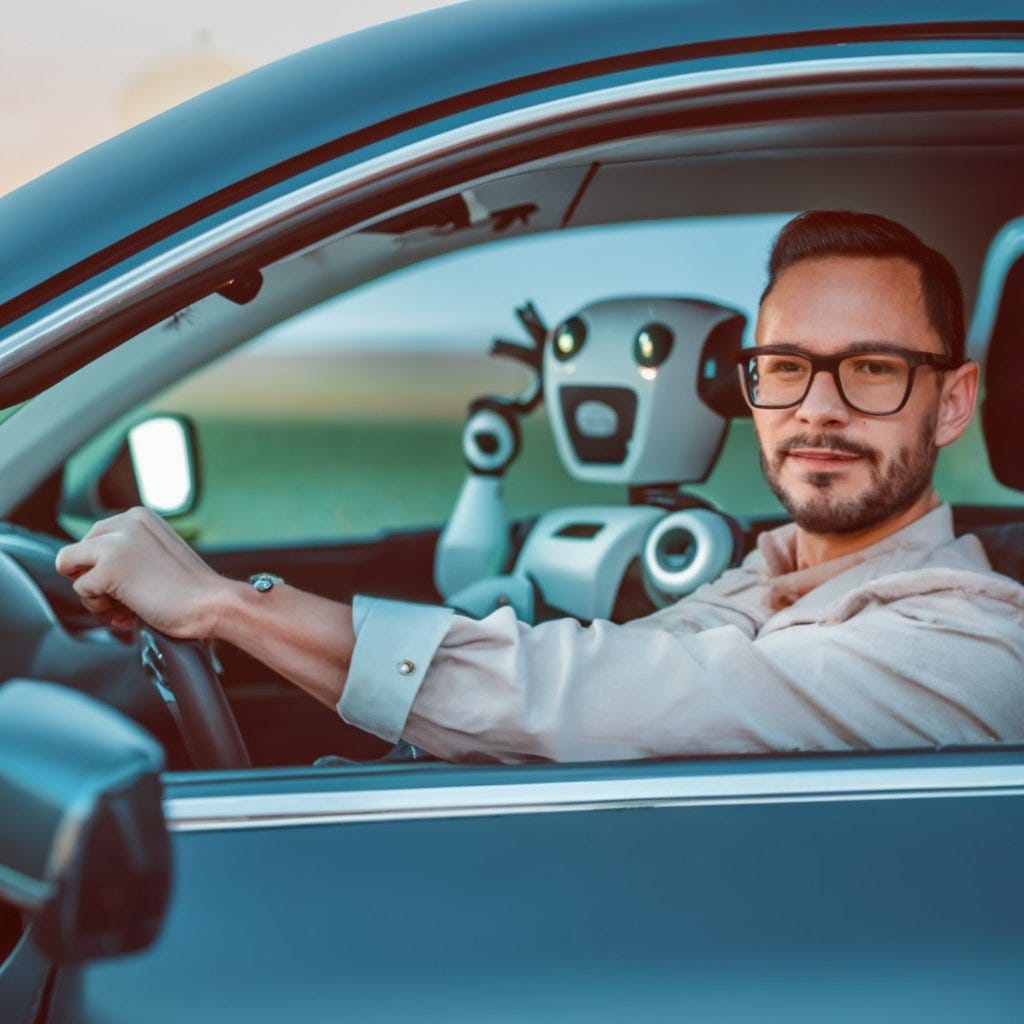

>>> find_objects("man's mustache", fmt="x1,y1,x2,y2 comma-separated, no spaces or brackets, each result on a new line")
775,433,878,461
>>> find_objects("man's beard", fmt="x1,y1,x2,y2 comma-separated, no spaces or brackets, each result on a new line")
758,418,937,535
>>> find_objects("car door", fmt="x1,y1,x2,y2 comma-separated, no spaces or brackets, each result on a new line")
51,748,1024,1023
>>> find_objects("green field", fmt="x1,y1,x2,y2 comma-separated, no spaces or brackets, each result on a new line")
60,348,1023,548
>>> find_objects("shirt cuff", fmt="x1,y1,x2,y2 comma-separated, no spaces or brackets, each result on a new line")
337,596,455,742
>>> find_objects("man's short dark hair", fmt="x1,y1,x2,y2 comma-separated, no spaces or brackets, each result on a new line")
762,211,966,365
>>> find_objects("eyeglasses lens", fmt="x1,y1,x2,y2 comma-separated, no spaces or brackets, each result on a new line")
747,352,911,414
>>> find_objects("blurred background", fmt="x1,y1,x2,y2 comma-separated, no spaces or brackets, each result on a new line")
3,0,461,198
10,2,1015,547
5,1,792,546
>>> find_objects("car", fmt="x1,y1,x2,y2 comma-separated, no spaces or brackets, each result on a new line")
2,1,1024,1020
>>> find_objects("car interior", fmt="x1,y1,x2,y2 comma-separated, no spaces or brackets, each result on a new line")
0,70,1022,774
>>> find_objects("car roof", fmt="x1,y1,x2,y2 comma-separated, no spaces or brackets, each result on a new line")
1,0,1023,334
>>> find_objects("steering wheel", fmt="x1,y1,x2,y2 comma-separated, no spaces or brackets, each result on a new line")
137,624,251,770
0,529,249,770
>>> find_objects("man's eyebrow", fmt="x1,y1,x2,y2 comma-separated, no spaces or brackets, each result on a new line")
758,341,924,357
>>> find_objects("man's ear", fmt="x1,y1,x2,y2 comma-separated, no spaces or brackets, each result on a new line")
934,360,979,448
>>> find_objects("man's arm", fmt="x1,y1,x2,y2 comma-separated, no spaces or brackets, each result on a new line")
55,507,355,710
380,574,1024,762
57,510,1024,766
54,506,769,722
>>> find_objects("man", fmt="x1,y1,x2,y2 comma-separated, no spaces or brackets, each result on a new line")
56,211,1024,762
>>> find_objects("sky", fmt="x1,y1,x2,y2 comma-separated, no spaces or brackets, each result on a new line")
2,0,464,197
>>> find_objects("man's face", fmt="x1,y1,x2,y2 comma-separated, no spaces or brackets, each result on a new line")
751,255,948,535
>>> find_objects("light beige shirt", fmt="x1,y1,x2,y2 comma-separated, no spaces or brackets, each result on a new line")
340,504,1024,763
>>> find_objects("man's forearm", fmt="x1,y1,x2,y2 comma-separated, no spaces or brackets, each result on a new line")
210,579,355,711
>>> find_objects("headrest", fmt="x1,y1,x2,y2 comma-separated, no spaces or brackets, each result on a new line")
971,218,1024,490
544,296,747,487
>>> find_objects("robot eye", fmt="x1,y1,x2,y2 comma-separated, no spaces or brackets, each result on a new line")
633,323,674,369
553,317,587,361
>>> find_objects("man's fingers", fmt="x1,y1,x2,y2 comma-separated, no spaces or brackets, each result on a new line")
70,566,136,627
55,539,98,579
56,509,176,582
88,602,136,629
54,507,219,638
70,565,116,604
106,606,137,630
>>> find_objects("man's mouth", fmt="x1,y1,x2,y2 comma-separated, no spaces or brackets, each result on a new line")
776,435,875,472
786,447,862,467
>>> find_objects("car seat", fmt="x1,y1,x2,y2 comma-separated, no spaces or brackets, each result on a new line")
960,216,1024,583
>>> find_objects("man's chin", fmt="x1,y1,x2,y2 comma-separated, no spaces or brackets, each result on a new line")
778,480,932,535
787,501,883,535
771,474,888,534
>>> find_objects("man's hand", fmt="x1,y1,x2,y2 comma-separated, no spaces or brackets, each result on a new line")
57,506,357,711
55,507,229,638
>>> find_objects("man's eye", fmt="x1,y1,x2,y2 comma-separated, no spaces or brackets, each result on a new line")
850,357,901,377
764,358,806,376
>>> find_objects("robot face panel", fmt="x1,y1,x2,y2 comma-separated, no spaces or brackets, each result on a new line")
543,297,746,486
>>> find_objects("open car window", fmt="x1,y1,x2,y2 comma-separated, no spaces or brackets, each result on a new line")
61,215,798,549
60,211,1024,555
0,37,1017,782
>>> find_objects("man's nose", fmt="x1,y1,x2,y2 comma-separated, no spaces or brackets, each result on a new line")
795,369,851,426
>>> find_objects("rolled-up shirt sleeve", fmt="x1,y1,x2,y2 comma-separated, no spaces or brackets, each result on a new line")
334,511,1024,765
399,578,1024,763
337,595,454,742
337,571,1024,763
336,562,769,750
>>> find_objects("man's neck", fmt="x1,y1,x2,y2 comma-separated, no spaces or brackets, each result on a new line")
794,488,941,570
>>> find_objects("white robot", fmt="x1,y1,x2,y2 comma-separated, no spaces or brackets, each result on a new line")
434,296,748,623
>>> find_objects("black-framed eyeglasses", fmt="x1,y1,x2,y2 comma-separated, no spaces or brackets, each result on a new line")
733,346,959,416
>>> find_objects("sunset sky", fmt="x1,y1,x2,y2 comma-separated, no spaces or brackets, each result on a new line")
3,0,462,197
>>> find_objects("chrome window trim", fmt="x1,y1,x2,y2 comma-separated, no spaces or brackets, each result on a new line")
166,761,1024,832
2,50,1023,376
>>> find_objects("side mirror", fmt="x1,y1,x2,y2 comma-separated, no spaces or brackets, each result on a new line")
0,681,170,963
123,415,199,516
62,414,200,521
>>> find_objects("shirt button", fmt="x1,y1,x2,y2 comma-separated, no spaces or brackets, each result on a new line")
397,659,415,676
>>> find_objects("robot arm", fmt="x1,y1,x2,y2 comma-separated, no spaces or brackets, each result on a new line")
433,304,545,605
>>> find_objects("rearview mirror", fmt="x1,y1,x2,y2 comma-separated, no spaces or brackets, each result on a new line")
0,680,170,963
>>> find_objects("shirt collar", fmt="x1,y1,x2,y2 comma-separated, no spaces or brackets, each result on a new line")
757,503,955,611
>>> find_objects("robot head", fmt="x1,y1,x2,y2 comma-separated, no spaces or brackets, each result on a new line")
544,296,748,486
